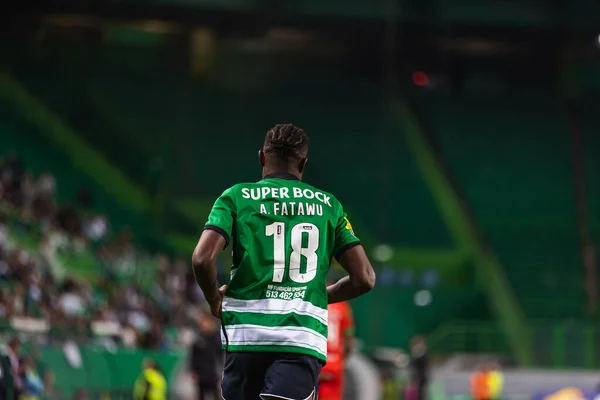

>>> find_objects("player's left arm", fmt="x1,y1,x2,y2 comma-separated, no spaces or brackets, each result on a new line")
328,203,376,304
192,188,235,318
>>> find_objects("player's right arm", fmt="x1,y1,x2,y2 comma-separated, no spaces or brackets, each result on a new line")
327,207,376,304
193,230,226,317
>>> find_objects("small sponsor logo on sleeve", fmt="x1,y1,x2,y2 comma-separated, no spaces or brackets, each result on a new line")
345,218,355,236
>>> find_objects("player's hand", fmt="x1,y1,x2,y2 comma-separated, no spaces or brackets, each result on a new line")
219,284,228,297
210,285,228,319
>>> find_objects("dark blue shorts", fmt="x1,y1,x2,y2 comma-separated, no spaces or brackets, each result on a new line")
221,351,323,400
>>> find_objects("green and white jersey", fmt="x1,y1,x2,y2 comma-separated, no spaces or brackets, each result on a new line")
204,173,360,362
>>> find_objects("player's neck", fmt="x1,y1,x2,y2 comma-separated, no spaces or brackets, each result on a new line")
262,168,302,181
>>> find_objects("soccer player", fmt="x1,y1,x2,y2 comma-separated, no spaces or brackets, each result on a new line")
192,123,376,400
318,286,355,400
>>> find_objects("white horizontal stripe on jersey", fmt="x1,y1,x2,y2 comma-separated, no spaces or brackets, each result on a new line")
222,324,328,357
222,297,328,325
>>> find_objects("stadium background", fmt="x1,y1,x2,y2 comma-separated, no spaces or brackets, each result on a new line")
1,0,600,398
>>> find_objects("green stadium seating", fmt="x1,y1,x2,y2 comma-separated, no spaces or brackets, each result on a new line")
416,92,583,318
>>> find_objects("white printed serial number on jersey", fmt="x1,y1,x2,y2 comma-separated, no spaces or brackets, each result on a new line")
266,284,307,300
266,290,306,300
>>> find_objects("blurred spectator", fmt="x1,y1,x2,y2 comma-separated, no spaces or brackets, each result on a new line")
488,361,504,400
58,280,86,318
0,293,8,319
140,319,165,350
56,205,82,236
470,364,491,400
19,356,45,400
133,359,167,400
0,337,23,400
121,323,139,348
71,389,89,400
404,379,419,400
0,219,8,251
409,336,429,400
4,153,25,202
96,304,119,323
84,214,109,242
189,311,222,400
20,173,36,218
42,365,54,397
12,284,26,318
35,172,56,199
0,337,12,400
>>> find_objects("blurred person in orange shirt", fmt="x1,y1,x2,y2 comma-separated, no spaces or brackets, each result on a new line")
470,365,491,400
319,283,355,400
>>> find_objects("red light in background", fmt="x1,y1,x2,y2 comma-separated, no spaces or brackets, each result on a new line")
412,71,429,87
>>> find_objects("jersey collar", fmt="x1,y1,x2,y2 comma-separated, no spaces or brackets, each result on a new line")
263,173,300,181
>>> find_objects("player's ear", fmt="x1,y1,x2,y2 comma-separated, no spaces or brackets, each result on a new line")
259,150,265,167
298,157,307,173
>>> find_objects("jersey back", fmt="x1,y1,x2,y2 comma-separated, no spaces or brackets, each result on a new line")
204,174,360,362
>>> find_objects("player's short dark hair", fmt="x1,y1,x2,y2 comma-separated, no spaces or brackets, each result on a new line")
264,124,309,162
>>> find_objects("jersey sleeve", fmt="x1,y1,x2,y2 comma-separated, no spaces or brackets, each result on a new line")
204,187,236,248
333,202,361,260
